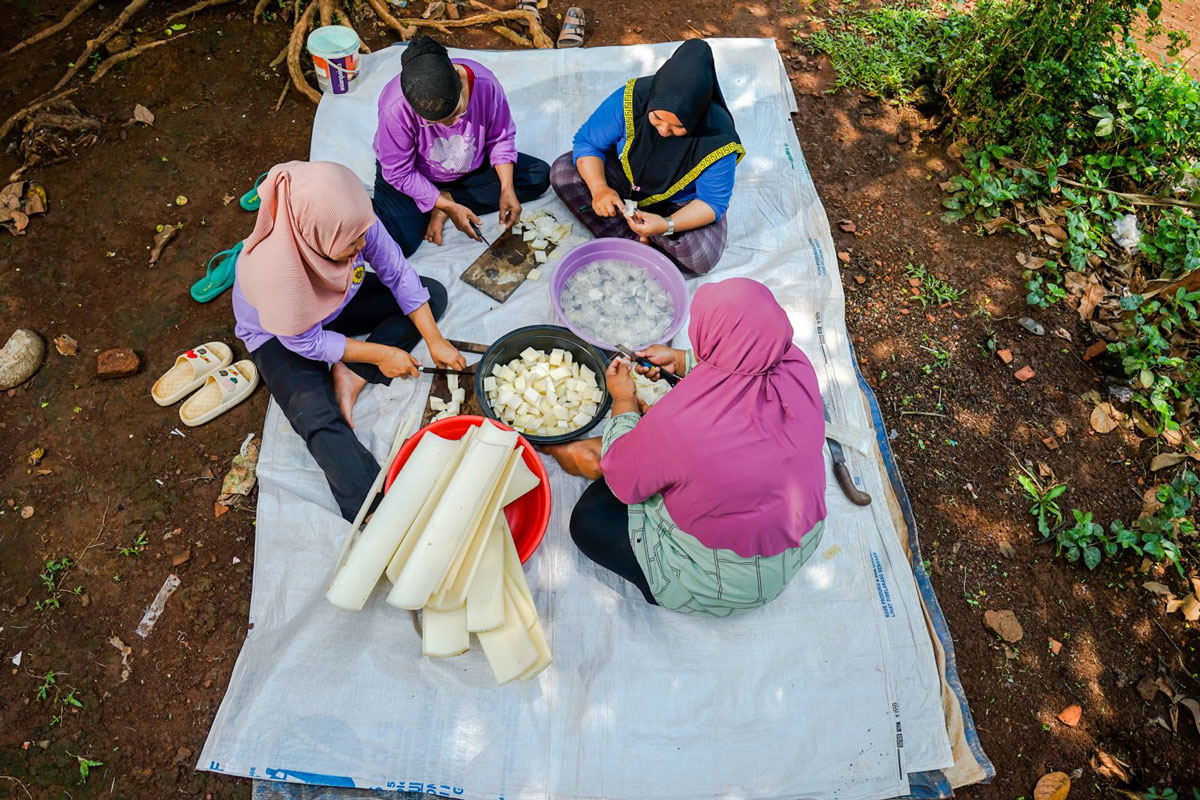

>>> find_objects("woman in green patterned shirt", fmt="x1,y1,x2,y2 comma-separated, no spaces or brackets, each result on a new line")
544,278,828,616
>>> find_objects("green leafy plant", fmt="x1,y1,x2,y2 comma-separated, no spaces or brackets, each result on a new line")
804,7,941,101
1017,473,1066,537
118,532,149,558
76,756,103,783
35,556,73,611
1056,509,1104,569
906,262,963,306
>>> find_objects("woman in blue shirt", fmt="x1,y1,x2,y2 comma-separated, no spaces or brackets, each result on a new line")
549,40,743,274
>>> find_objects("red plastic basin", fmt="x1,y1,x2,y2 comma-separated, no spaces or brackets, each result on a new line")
384,415,550,564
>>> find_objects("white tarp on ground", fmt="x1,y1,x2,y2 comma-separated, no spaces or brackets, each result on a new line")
198,39,954,799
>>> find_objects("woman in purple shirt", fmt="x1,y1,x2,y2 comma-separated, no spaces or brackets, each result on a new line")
372,37,551,256
233,161,465,520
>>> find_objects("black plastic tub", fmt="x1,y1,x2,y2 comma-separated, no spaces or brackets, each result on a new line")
474,324,613,445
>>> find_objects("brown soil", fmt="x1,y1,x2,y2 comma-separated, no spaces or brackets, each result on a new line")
0,1,1197,799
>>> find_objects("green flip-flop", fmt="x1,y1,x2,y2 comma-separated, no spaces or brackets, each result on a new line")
190,241,243,303
239,172,269,211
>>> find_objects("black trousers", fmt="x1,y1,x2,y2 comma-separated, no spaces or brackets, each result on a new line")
570,479,657,604
371,152,552,257
251,274,448,521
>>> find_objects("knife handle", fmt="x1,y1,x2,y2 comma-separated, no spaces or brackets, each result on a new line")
834,463,872,506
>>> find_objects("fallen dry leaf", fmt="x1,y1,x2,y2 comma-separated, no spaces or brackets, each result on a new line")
1150,452,1188,471
1052,326,1072,341
1179,697,1200,736
1090,402,1120,434
1137,675,1159,701
132,103,154,125
1034,771,1071,800
1090,749,1131,783
214,502,229,519
149,224,177,266
998,541,1016,559
1078,281,1106,321
27,447,44,465
838,219,856,232
1083,341,1109,361
1143,581,1171,595
1181,593,1199,622
222,194,235,206
1057,704,1082,727
108,635,132,683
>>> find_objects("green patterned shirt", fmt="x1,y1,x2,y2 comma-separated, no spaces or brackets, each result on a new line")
601,401,824,617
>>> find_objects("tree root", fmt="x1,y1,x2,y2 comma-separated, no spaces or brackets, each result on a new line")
270,43,289,68
319,0,334,26
254,0,272,23
166,0,244,22
365,0,416,40
492,25,531,47
5,0,100,58
332,6,370,52
399,9,554,48
90,31,194,82
274,77,291,111
52,0,153,91
0,88,80,142
288,0,322,104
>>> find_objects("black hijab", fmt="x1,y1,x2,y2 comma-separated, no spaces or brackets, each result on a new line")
618,40,744,210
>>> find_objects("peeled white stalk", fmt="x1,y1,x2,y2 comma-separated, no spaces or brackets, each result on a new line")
385,423,517,609
476,590,538,685
502,456,540,507
432,449,522,610
422,604,470,658
505,574,537,630
465,516,506,633
519,616,552,683
325,433,460,610
385,428,476,584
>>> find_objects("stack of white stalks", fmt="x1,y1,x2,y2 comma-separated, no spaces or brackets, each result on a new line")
326,419,550,685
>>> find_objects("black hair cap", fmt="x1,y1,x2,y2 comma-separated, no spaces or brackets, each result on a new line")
400,36,461,121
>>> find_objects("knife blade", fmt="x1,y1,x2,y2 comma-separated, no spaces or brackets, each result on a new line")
824,406,871,506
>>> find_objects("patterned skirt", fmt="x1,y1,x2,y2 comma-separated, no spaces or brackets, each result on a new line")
549,152,728,275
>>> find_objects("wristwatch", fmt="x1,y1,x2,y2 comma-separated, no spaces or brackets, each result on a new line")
665,216,675,236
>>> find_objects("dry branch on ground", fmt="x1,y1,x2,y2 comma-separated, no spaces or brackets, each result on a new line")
5,0,100,57
90,32,195,82
52,0,154,91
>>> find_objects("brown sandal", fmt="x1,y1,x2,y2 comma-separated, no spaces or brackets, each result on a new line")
557,6,586,48
515,0,540,29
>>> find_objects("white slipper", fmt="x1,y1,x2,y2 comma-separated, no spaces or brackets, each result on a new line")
152,342,233,406
179,360,259,427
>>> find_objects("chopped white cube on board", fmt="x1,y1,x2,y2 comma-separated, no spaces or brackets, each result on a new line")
429,396,447,411
483,376,497,393
448,375,459,392
484,346,604,437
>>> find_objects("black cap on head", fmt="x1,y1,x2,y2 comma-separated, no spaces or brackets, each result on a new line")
400,36,461,121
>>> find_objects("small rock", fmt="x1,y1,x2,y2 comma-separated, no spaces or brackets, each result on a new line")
837,251,850,263
998,541,1016,559
80,592,90,607
1052,419,1069,437
0,329,45,391
15,595,27,608
1057,704,1082,727
53,335,78,357
1083,341,1108,361
1108,385,1133,403
983,609,1023,643
996,348,1013,364
838,220,856,233
1137,676,1158,701
171,548,191,567
214,503,229,519
854,274,866,285
1042,436,1060,451
19,505,33,519
96,348,140,379
175,195,188,206
1014,365,1036,382
1048,637,1062,655
1018,317,1046,335
174,746,192,764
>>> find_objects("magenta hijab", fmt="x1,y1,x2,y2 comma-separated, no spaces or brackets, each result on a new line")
600,278,827,558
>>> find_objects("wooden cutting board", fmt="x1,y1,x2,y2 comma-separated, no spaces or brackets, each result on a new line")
459,229,556,303
421,340,489,427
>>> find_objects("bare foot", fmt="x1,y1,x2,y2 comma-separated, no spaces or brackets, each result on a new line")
331,362,368,429
540,437,603,480
425,208,449,246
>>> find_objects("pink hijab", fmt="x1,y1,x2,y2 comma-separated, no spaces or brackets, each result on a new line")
601,278,827,558
238,161,375,336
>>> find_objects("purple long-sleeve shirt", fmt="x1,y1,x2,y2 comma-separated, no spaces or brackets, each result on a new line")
373,58,518,213
232,219,431,362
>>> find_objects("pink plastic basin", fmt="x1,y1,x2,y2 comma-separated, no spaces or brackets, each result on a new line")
549,238,689,351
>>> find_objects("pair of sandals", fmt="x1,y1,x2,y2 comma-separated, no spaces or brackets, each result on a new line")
517,2,586,47
189,171,268,303
152,342,260,427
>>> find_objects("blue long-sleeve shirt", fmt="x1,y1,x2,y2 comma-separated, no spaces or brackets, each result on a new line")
571,87,737,221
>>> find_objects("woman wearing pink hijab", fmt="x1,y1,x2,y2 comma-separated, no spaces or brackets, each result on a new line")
546,278,827,615
232,161,465,520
